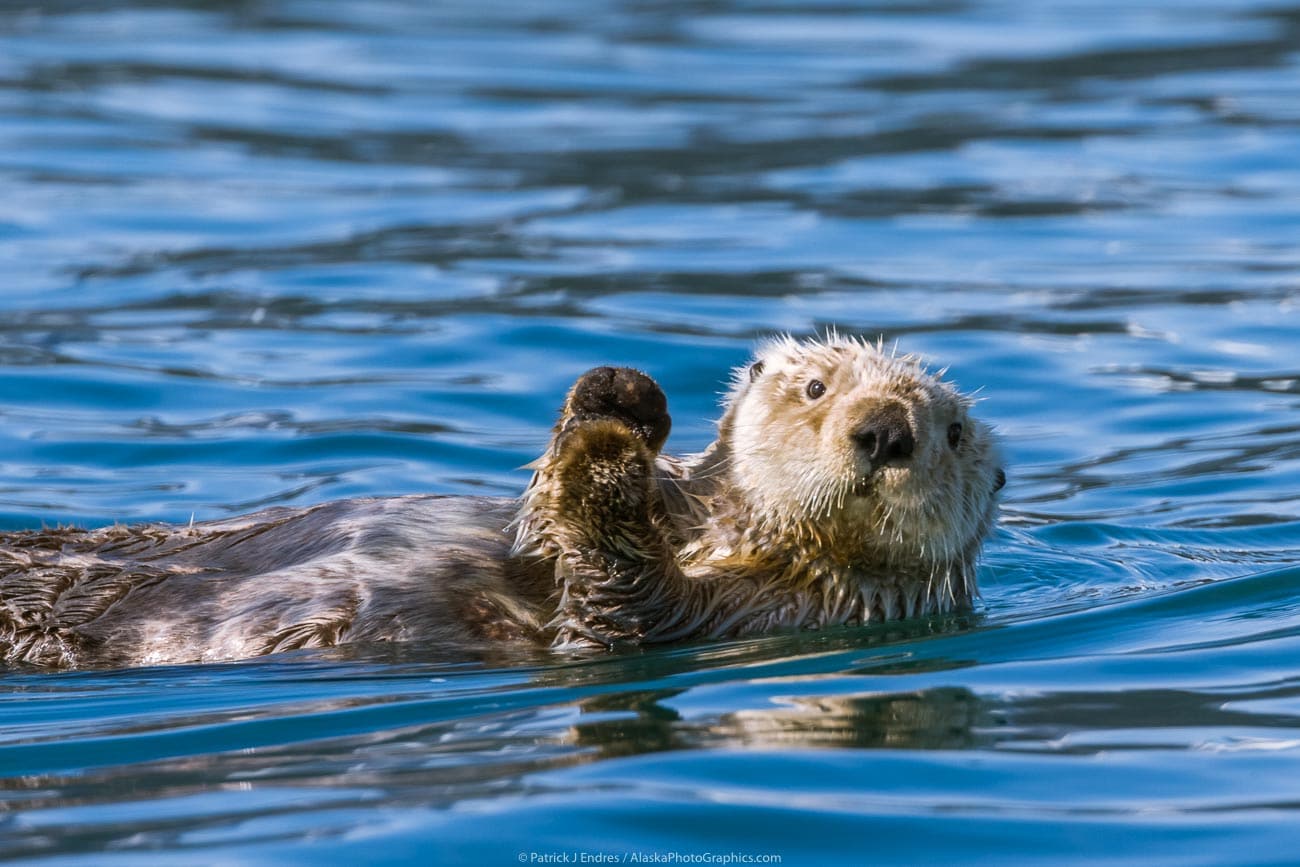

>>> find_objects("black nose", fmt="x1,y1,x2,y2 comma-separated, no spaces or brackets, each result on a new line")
852,404,915,469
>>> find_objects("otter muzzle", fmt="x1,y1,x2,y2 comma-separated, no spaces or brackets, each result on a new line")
851,404,915,472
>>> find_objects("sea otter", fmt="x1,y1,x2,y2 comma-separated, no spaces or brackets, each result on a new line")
0,335,1004,668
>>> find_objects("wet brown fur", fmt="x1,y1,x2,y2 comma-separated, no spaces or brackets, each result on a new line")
1,335,1001,668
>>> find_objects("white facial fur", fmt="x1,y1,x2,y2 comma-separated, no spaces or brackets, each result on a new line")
719,334,1001,566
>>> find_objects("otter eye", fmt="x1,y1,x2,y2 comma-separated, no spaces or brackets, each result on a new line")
947,422,963,449
749,361,765,381
806,379,826,400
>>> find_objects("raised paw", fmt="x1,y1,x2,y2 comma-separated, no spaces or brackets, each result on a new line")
564,366,671,452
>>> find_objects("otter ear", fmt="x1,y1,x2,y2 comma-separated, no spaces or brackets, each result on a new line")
993,468,1006,493
748,360,765,381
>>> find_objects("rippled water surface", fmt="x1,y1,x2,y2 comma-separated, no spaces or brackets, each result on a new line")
2,0,1300,863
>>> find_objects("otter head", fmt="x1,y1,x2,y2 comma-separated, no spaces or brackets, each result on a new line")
717,334,1003,573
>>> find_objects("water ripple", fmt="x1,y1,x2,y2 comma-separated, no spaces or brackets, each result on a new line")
3,0,1300,861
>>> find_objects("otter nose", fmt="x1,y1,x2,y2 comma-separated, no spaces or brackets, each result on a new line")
852,405,915,469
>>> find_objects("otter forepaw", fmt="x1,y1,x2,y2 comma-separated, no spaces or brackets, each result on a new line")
553,419,656,528
564,366,671,452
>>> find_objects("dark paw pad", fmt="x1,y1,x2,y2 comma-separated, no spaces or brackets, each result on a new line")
568,366,671,450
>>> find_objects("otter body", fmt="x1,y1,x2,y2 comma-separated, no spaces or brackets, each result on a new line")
0,497,553,667
1,335,1003,668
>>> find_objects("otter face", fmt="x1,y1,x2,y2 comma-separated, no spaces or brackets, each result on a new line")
720,334,1002,565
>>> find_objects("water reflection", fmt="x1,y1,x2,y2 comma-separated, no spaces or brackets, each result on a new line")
573,687,988,753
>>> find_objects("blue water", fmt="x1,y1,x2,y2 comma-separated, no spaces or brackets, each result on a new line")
2,0,1299,862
